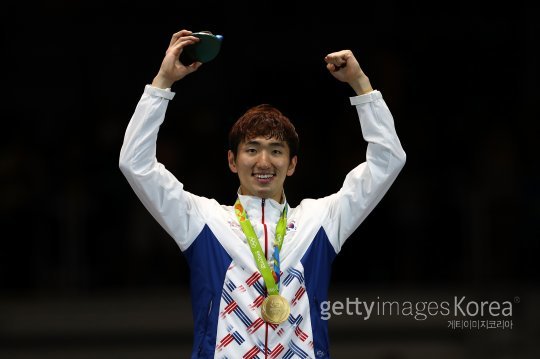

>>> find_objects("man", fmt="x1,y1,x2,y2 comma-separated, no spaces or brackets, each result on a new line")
120,29,406,359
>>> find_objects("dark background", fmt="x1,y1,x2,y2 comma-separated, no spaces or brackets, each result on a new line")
1,1,539,358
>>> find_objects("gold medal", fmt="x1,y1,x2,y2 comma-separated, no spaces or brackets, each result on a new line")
261,295,290,324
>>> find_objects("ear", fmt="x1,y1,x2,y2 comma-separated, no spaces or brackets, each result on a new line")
287,155,298,176
228,150,238,173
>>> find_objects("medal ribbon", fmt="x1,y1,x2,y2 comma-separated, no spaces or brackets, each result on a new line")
234,198,287,296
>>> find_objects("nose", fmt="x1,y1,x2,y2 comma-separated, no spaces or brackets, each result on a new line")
256,151,271,169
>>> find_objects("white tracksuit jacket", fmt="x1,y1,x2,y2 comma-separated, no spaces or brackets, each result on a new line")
119,85,406,358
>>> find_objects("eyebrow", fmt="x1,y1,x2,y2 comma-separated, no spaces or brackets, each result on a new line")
245,140,286,147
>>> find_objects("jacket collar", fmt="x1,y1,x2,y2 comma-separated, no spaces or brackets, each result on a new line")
237,189,287,225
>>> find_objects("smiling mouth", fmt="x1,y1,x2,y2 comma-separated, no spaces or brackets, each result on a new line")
253,173,275,183
253,174,275,179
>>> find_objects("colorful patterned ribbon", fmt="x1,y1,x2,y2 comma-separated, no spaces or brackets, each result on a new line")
234,198,287,295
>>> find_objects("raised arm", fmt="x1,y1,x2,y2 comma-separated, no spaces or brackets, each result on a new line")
317,50,406,252
151,29,202,89
324,49,373,95
119,30,210,251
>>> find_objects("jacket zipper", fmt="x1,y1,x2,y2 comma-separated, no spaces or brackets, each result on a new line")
261,198,269,359
262,198,268,256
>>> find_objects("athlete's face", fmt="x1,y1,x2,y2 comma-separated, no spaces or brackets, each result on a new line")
228,136,297,203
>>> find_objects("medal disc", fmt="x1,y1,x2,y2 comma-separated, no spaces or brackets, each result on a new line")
261,295,290,324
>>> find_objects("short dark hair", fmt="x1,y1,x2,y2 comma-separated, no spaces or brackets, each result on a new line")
229,104,299,159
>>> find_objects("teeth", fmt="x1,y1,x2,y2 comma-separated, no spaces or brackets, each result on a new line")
256,174,273,179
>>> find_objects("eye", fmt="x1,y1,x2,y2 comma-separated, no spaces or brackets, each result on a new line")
272,149,283,155
246,148,257,154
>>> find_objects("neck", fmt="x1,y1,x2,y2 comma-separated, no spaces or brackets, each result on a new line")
239,188,283,204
